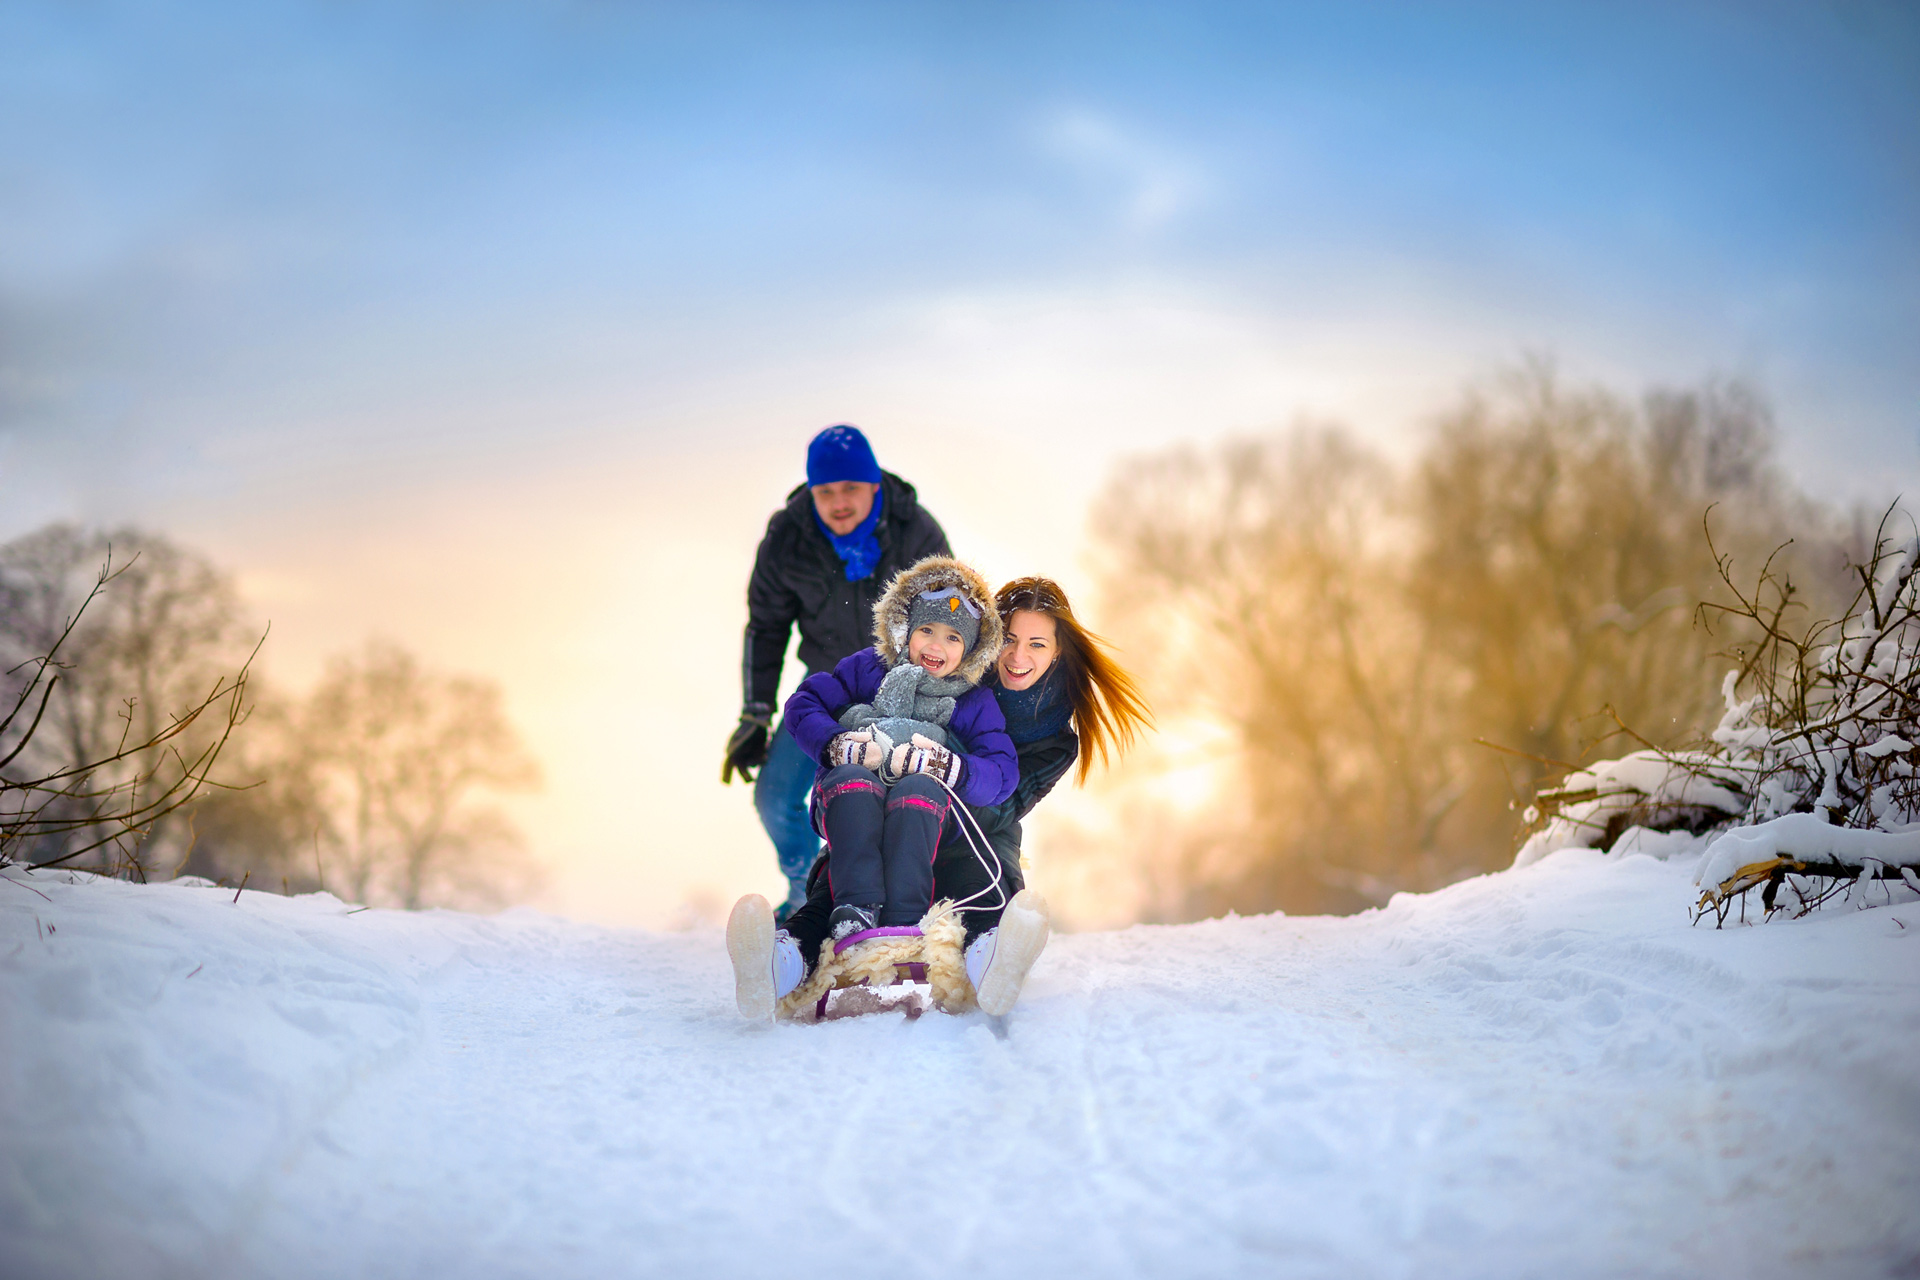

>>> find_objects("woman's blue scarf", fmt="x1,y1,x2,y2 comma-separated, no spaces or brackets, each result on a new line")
815,487,885,581
994,666,1073,745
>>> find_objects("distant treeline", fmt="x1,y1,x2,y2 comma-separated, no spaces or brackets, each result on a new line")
1084,364,1889,919
0,526,541,909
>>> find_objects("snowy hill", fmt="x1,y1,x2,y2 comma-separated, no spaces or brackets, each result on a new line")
3,851,1917,1280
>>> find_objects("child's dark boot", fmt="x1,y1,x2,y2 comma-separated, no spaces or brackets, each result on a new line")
828,902,879,939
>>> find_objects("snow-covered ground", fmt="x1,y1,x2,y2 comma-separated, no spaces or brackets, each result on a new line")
4,849,1918,1280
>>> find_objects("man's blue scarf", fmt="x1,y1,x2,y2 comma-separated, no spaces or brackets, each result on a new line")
815,487,885,581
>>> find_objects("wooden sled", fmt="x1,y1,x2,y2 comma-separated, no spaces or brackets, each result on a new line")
776,900,977,1021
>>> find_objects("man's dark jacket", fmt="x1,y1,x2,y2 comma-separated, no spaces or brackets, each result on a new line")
742,470,949,713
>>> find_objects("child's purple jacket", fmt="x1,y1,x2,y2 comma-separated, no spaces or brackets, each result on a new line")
783,649,1019,808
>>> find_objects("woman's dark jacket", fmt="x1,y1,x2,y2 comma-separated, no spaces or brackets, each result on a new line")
959,729,1078,885
741,471,949,713
782,649,1018,809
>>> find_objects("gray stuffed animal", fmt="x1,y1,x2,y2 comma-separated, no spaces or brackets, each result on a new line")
835,660,972,759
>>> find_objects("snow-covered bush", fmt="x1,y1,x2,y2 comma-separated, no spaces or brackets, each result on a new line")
1703,514,1919,830
1515,506,1920,923
1512,750,1745,867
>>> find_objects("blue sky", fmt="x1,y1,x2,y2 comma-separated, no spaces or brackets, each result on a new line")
3,0,1917,922
6,1,1916,493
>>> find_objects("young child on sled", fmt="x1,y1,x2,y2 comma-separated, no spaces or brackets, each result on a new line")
727,555,1028,1019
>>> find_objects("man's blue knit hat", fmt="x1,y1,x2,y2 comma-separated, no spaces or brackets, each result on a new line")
806,425,883,487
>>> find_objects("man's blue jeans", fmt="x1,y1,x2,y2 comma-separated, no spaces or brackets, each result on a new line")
754,723,822,909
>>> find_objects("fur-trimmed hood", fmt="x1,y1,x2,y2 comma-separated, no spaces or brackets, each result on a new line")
871,556,1004,685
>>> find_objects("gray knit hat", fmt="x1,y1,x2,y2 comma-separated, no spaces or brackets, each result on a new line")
906,586,983,655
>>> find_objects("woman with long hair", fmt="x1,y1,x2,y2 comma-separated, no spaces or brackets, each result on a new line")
729,574,1151,1018
969,574,1153,881
918,574,1155,1013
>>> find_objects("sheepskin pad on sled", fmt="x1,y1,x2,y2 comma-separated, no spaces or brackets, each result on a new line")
777,901,976,1019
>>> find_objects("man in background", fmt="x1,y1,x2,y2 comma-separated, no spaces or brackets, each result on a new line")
722,425,951,919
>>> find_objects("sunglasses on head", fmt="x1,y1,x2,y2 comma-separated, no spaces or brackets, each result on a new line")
998,579,1063,614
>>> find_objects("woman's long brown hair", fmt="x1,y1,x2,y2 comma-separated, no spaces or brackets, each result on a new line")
994,577,1153,785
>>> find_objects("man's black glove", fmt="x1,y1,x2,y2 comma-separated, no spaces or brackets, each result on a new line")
722,706,775,784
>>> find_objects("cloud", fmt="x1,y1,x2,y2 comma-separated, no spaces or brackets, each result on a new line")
1040,107,1204,232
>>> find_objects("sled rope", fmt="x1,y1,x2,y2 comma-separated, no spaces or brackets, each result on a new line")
927,771,1008,917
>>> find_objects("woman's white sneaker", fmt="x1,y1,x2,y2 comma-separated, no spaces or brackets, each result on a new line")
726,894,777,1021
968,889,1050,1016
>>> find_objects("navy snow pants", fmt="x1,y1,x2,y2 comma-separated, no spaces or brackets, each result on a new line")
813,763,951,928
784,772,1018,968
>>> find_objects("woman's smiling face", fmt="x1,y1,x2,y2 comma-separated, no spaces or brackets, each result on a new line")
997,609,1057,690
908,622,966,678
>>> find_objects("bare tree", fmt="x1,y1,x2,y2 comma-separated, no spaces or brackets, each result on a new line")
174,676,328,893
1404,370,1824,854
1,525,545,908
1093,426,1450,916
298,641,543,909
1086,367,1851,918
1,547,252,876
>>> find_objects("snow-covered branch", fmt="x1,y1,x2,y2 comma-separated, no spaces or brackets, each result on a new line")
1515,503,1920,924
